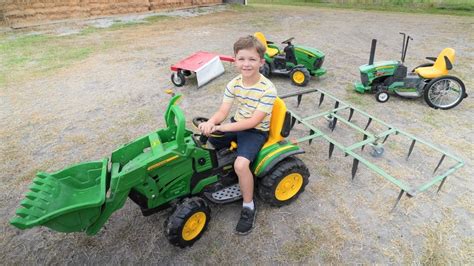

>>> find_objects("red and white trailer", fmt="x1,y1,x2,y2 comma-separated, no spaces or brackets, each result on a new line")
170,51,234,88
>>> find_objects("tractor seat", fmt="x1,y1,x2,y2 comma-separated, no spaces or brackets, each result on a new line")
227,97,289,151
254,32,279,58
415,48,455,79
262,97,290,149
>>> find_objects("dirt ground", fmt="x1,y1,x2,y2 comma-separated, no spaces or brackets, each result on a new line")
1,4,473,264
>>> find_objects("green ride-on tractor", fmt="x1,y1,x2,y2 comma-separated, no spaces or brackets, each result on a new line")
10,92,309,248
254,32,326,87
354,33,467,109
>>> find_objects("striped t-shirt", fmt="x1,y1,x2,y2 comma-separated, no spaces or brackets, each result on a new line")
223,74,277,131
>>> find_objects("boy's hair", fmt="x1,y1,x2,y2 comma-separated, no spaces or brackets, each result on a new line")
233,35,266,59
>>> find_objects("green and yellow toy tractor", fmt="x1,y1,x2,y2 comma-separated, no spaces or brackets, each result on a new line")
254,32,326,87
10,93,309,248
354,33,467,109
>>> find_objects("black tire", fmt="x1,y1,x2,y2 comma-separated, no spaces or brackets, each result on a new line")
290,67,310,87
260,62,271,78
375,90,390,103
423,75,466,110
411,63,434,73
165,197,210,248
257,157,309,207
171,71,186,87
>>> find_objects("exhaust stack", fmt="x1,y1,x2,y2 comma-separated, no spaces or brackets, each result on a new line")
369,39,377,65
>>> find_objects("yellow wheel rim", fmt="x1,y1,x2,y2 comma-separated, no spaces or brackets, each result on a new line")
292,71,305,84
275,173,303,201
182,211,207,241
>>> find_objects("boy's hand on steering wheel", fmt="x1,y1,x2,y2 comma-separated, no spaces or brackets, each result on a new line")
198,121,215,136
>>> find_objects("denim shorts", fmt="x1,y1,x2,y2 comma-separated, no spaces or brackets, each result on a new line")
209,128,269,162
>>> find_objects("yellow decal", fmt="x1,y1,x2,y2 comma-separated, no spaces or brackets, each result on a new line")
147,155,179,171
375,66,392,70
255,146,294,174
295,48,315,57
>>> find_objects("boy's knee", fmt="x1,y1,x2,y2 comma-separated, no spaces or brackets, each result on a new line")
234,157,250,174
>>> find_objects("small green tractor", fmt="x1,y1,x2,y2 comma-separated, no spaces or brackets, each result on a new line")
354,33,467,109
10,93,309,248
255,32,326,87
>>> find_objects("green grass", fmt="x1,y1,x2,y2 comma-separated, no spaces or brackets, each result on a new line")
249,0,474,16
144,15,171,23
0,14,179,88
0,34,93,87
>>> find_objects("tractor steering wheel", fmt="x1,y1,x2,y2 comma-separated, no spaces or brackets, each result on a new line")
192,117,225,144
281,37,295,44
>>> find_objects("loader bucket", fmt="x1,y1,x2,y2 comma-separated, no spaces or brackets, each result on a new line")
10,159,108,233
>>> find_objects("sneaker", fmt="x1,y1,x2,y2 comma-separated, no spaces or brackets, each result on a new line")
235,206,257,235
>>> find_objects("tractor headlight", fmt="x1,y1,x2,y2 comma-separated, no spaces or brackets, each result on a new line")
313,57,324,69
361,73,369,86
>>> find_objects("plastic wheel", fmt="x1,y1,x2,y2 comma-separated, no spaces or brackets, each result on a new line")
290,68,310,87
260,62,271,78
423,76,466,110
165,197,210,248
171,71,186,87
257,157,309,206
370,145,384,158
375,90,390,103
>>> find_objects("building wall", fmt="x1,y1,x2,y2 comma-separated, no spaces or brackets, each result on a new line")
0,0,222,28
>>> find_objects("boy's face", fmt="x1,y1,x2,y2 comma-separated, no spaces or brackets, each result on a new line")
235,48,265,79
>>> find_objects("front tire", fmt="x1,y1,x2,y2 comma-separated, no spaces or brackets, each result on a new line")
260,62,271,78
375,90,390,103
424,76,466,110
290,67,310,87
165,197,210,248
257,157,309,206
171,71,186,87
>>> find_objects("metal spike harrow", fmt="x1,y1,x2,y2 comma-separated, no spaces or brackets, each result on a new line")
279,88,464,211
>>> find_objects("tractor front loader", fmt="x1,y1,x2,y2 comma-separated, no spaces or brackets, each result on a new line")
11,92,310,247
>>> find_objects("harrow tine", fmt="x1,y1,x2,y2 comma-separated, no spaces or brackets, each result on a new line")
433,154,446,174
309,130,315,145
382,129,391,143
407,140,416,160
318,94,325,107
334,101,339,114
329,143,335,159
364,117,372,131
330,117,338,132
391,189,405,212
297,94,302,107
348,108,354,122
361,134,368,151
351,158,359,180
437,176,448,193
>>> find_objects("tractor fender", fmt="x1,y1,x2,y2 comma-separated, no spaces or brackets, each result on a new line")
255,148,305,178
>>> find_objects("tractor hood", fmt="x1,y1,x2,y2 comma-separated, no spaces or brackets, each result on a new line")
359,60,398,73
294,45,325,58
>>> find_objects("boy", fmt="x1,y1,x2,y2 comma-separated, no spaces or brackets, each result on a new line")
198,35,277,235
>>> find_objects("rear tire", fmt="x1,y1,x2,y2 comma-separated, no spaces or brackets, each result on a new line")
290,68,310,87
165,197,210,248
257,157,309,206
424,76,466,110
